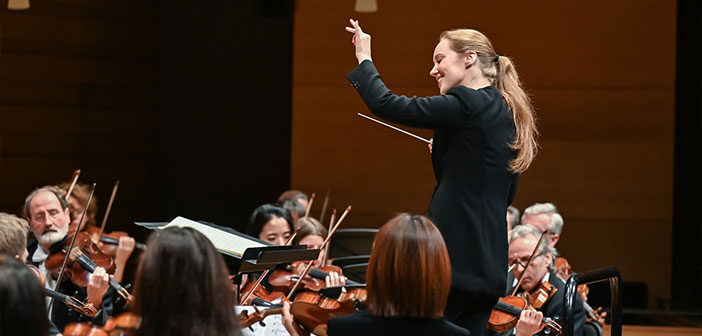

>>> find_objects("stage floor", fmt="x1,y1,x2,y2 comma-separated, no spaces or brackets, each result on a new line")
603,325,702,335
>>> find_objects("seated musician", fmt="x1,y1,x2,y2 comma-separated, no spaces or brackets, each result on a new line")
278,189,310,211
0,212,30,262
132,226,240,335
56,182,98,237
520,202,563,249
507,205,520,231
282,213,470,336
0,255,50,336
500,224,585,336
248,204,294,246
56,182,136,284
23,186,114,331
294,216,346,287
0,213,63,336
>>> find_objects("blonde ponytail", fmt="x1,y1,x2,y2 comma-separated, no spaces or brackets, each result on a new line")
440,29,538,173
494,56,538,173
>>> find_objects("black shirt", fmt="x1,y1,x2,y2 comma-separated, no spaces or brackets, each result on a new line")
347,60,518,297
328,311,470,336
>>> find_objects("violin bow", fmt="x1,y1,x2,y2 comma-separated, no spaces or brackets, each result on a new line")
319,191,330,224
320,209,336,267
510,230,548,296
357,113,431,143
97,180,120,240
287,206,351,298
239,229,301,305
50,183,96,308
64,169,81,200
304,193,316,218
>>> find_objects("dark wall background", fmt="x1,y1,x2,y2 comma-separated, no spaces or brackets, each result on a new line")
672,0,702,311
0,0,293,240
156,0,293,231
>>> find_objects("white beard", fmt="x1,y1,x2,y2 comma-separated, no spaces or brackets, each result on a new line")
39,223,68,249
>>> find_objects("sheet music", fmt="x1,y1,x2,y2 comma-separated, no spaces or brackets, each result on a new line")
162,216,265,258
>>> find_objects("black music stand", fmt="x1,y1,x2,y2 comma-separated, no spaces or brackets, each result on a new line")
134,220,320,274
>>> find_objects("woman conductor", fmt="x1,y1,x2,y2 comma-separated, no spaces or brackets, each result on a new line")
344,20,537,335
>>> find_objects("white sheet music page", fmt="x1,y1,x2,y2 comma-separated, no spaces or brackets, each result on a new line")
162,216,265,258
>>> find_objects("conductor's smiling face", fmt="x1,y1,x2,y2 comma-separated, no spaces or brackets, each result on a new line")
430,38,472,95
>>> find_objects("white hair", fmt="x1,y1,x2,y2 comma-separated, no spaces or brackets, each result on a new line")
508,224,556,270
522,202,563,235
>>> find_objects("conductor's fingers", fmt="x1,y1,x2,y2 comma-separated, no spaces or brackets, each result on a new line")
352,19,363,34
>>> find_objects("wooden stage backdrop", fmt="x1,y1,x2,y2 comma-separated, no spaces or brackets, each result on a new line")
291,1,675,310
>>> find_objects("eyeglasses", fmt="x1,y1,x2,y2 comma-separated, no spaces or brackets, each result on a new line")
509,253,544,270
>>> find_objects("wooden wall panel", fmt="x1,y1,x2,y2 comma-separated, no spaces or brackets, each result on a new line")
292,0,675,309
0,0,158,231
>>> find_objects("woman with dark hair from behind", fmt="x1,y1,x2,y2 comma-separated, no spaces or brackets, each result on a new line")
247,204,294,246
282,214,470,336
0,254,49,336
132,227,240,336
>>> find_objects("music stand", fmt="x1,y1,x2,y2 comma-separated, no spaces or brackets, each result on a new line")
134,217,320,274
329,228,377,258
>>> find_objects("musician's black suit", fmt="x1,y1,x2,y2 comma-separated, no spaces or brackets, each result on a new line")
347,60,519,335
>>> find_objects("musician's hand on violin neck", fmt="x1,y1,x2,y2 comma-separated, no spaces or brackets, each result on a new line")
86,266,109,307
325,271,347,287
113,236,135,283
515,309,543,336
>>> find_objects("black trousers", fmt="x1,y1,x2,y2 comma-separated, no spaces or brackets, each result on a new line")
444,287,498,336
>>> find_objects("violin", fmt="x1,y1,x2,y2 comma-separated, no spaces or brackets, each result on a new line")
45,231,131,301
94,230,146,257
488,296,562,334
45,231,115,288
240,280,286,305
240,288,367,335
63,312,140,336
268,261,356,294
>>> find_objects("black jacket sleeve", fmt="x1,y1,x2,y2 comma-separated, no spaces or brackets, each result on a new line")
346,60,467,130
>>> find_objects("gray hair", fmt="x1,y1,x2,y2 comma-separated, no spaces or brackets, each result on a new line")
507,206,520,227
522,202,563,235
23,186,69,219
508,224,556,271
0,213,29,256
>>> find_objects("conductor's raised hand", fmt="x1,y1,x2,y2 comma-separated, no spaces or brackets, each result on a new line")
345,19,372,64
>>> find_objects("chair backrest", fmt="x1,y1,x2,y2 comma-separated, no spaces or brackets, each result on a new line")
329,228,377,258
582,321,603,336
341,262,368,284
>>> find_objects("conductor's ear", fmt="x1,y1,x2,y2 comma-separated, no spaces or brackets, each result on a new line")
465,51,477,68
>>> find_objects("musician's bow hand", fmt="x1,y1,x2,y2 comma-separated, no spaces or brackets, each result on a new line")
515,309,543,336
